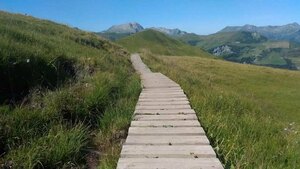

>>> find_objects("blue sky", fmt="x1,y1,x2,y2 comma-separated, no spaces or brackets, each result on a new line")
1,0,300,34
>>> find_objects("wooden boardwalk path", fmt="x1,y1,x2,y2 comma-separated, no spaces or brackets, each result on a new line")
116,54,223,169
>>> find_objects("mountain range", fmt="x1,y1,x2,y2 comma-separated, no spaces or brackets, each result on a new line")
220,23,300,42
98,22,300,70
97,22,189,40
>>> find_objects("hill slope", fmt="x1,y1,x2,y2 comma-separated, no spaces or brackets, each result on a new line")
117,29,209,56
0,11,140,168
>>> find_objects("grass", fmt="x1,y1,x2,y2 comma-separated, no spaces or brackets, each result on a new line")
0,11,141,168
256,51,287,65
141,51,300,168
117,29,208,56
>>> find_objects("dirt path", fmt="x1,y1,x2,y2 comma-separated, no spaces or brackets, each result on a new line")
116,54,223,169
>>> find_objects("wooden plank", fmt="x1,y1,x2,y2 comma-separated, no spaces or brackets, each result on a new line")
131,120,200,127
143,84,180,87
137,100,190,106
117,158,223,169
125,135,210,145
128,127,205,135
140,92,185,95
133,114,197,121
140,94,186,97
120,145,216,158
143,88,183,92
142,90,184,93
136,105,191,110
134,109,196,115
138,98,188,102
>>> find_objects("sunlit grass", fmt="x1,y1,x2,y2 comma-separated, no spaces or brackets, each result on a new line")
0,11,140,168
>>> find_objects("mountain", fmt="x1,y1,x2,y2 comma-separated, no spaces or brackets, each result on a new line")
176,31,299,69
189,31,268,50
117,29,209,56
106,22,144,34
98,22,144,41
149,27,187,36
219,23,300,42
99,22,300,70
98,23,188,40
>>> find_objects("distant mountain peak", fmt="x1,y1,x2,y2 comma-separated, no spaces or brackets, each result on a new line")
149,27,187,36
289,22,299,26
105,22,144,34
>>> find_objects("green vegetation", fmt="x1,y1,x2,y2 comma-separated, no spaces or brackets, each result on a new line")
0,11,140,168
177,31,300,69
256,51,287,65
117,29,208,56
141,51,300,168
179,31,267,50
97,32,132,41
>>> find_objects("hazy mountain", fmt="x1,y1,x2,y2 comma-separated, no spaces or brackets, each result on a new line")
105,22,144,34
98,23,189,40
98,22,144,40
149,27,187,36
220,23,300,42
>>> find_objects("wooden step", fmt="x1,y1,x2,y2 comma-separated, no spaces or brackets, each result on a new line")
125,135,210,145
136,105,191,110
138,98,188,102
130,120,201,127
117,158,223,169
133,114,197,121
128,127,205,135
120,145,216,158
137,100,190,106
134,109,196,115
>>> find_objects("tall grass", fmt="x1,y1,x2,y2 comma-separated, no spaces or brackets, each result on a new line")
141,51,300,168
0,11,140,168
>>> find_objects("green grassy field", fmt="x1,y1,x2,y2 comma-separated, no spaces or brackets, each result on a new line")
141,51,300,168
0,11,140,168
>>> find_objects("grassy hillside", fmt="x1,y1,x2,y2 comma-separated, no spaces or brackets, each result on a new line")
181,31,267,50
141,52,300,168
97,32,132,41
178,31,300,69
117,29,208,56
0,11,140,168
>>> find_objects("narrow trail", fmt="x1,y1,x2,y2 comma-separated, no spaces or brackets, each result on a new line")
116,54,223,169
